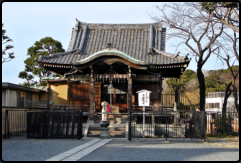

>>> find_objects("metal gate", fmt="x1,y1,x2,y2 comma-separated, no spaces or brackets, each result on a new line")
27,110,83,139
128,110,206,141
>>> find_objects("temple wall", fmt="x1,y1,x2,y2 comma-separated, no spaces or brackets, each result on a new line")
50,82,68,105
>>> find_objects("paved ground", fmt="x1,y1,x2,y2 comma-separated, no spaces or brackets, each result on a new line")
1,137,90,161
79,138,239,161
1,136,239,161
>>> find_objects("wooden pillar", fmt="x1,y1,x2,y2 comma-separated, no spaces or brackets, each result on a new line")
90,67,95,120
127,68,132,141
128,78,132,111
159,74,163,105
47,82,51,110
127,68,132,112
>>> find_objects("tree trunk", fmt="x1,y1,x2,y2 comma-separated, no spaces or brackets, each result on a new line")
222,82,232,134
233,86,239,116
197,62,205,111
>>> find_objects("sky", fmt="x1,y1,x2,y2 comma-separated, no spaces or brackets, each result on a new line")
2,2,235,85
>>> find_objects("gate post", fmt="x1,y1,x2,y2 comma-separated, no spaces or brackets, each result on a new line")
175,87,180,110
203,112,207,141
128,109,132,141
79,111,83,140
166,112,167,141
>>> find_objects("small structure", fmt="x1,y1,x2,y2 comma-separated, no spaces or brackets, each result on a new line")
2,82,47,108
99,101,110,139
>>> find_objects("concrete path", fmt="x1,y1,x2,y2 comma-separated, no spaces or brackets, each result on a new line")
45,139,112,161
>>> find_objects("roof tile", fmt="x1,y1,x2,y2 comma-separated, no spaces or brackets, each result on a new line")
39,21,190,65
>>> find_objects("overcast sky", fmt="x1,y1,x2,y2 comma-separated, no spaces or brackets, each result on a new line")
2,2,230,85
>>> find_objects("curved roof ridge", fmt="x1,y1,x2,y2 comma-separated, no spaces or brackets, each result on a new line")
153,48,189,60
39,49,78,60
76,18,160,26
73,48,149,65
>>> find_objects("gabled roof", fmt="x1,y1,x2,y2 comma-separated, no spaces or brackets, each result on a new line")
2,82,44,93
38,20,190,66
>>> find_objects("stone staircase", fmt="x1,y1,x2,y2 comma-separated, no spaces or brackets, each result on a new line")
87,114,128,138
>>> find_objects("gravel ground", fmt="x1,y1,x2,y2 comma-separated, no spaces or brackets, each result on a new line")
1,137,90,161
1,137,239,161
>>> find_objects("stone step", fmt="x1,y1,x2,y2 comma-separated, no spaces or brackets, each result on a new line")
109,131,126,138
108,117,128,121
109,128,126,131
87,130,126,138
109,120,126,124
94,120,127,124
108,115,128,118
89,127,125,131
89,124,126,128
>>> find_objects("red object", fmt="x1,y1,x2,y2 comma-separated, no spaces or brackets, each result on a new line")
107,105,111,112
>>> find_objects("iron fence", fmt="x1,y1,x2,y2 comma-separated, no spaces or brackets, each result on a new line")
4,109,84,139
27,110,83,139
4,110,41,138
52,105,91,111
128,110,206,141
206,111,239,135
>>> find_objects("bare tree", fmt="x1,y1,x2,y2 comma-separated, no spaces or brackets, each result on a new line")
201,2,239,33
185,79,198,92
202,69,209,78
214,48,239,116
213,19,239,116
150,2,224,111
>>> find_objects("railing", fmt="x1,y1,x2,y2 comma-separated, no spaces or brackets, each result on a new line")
128,110,206,141
4,109,41,138
206,111,239,135
132,105,174,111
4,109,84,139
27,110,83,139
161,93,175,106
52,105,90,112
24,100,47,108
206,92,239,98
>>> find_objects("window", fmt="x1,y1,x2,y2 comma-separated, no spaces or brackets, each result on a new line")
206,103,220,108
16,92,24,107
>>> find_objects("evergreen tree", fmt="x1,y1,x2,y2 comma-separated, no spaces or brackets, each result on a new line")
2,24,14,63
18,37,65,86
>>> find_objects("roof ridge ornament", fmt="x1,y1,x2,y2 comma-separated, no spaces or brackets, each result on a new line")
183,53,189,60
147,48,154,56
174,52,180,58
103,43,118,50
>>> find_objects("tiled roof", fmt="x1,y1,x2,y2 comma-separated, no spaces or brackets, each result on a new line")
38,20,190,65
28,85,47,91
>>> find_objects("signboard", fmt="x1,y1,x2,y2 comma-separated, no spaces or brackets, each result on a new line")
136,90,152,137
136,90,152,106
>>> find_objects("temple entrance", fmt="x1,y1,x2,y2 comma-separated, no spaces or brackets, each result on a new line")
101,83,128,113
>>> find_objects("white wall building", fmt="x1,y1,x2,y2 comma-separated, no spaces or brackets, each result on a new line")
205,92,239,112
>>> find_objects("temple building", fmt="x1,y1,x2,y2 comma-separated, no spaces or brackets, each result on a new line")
37,19,191,119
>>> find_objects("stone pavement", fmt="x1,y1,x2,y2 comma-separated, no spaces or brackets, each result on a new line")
2,136,239,161
78,138,239,161
45,139,112,161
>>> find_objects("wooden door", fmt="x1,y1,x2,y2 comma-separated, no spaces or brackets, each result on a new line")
94,83,101,110
68,83,90,105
